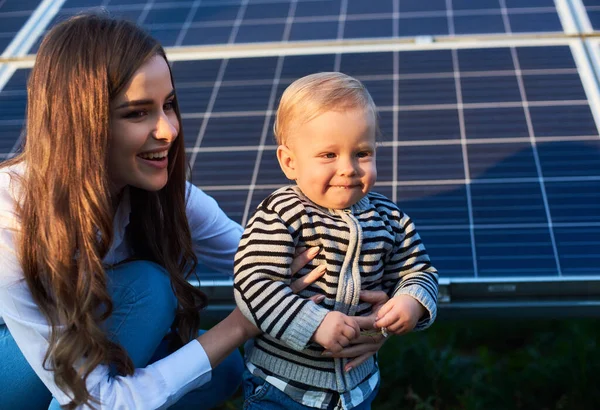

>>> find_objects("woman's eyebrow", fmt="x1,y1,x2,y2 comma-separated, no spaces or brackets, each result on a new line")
115,89,175,109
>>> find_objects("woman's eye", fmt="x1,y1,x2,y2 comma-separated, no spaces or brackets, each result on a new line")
123,110,147,119
164,100,175,111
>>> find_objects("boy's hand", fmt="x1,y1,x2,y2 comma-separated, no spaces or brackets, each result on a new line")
312,311,360,353
374,295,426,335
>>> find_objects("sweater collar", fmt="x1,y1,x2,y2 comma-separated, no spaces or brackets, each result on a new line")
290,185,370,215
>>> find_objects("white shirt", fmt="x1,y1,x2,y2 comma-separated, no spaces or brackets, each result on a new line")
0,163,243,409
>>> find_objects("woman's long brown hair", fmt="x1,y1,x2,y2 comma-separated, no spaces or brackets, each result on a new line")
2,14,207,408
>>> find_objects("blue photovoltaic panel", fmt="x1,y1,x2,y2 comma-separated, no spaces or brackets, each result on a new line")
201,189,250,224
0,69,29,154
25,0,565,53
1,1,600,286
191,150,257,187
0,0,41,54
3,44,598,280
169,46,600,279
583,0,600,31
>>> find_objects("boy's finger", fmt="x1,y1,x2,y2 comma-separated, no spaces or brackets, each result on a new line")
341,324,358,340
386,321,404,333
345,317,361,336
328,343,343,354
375,310,399,329
290,265,326,293
374,301,393,322
337,336,351,349
352,322,361,338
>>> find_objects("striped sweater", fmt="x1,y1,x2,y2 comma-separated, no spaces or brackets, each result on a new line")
233,185,438,393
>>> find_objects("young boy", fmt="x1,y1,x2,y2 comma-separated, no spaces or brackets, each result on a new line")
233,72,438,409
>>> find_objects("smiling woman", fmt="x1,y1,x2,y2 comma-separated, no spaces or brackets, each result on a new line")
0,13,386,410
108,55,179,193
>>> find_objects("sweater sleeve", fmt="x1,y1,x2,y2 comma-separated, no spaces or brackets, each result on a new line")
383,210,439,330
233,206,329,351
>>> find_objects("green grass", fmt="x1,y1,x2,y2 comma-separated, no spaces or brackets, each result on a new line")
214,319,600,410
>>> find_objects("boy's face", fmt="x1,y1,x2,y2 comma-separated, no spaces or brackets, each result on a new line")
277,107,377,210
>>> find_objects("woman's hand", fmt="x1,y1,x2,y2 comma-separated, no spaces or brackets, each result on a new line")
241,247,326,339
322,290,390,372
198,247,325,368
289,246,326,294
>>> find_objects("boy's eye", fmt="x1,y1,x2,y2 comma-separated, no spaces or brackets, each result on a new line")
357,151,372,158
323,153,336,159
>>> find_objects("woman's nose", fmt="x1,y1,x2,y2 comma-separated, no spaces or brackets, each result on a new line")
154,112,178,141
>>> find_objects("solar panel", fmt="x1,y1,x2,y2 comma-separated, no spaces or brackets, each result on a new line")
582,0,600,31
1,0,600,312
25,0,566,54
167,44,600,283
0,67,28,155
0,0,42,55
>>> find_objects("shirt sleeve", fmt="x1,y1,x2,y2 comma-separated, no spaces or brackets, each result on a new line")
185,182,243,277
232,206,329,351
0,180,212,409
2,304,211,409
382,210,439,330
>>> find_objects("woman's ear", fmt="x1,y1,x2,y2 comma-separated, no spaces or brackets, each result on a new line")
277,145,297,180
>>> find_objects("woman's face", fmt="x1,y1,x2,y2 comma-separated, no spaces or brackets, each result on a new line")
108,55,179,194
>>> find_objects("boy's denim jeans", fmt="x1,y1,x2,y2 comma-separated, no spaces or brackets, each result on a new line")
0,260,243,410
242,369,379,410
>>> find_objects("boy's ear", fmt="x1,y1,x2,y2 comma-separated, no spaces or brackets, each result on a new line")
276,145,297,180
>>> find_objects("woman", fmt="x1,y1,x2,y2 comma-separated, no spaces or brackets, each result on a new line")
0,14,387,409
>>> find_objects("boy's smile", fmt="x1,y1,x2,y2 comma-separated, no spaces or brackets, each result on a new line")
277,107,377,210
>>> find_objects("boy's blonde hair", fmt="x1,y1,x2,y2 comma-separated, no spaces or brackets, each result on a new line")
274,72,378,145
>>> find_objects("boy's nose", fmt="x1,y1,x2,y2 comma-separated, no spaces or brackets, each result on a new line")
338,158,357,176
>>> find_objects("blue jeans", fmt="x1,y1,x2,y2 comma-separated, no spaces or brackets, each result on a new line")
0,260,243,410
242,370,379,410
